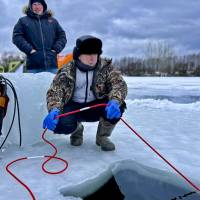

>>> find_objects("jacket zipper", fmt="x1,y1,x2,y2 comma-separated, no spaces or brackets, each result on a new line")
91,67,97,98
38,16,47,70
84,72,89,103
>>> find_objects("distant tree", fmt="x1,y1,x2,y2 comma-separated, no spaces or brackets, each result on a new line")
144,40,175,75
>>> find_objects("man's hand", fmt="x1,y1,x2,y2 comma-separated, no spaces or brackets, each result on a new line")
43,108,60,131
30,49,36,54
105,100,121,119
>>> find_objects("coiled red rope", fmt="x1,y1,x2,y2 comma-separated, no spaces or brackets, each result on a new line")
6,128,69,200
5,103,200,200
41,128,68,174
5,103,107,200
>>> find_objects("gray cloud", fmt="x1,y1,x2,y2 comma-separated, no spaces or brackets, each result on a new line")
0,0,200,58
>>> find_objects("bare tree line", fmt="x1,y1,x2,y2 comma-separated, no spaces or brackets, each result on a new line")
1,41,200,76
114,41,200,76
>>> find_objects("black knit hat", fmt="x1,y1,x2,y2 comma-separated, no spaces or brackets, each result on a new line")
30,0,47,10
73,35,102,60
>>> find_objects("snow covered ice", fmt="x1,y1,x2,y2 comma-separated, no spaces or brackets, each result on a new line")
0,73,200,200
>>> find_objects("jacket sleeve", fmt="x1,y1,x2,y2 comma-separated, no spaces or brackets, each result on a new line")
12,19,33,55
106,64,128,105
52,19,67,53
46,70,67,112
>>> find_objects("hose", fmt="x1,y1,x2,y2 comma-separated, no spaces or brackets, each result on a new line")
0,75,22,150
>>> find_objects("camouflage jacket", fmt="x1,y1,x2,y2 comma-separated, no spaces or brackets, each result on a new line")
46,57,128,111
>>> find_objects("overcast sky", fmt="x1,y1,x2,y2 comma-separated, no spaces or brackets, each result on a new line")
0,0,200,58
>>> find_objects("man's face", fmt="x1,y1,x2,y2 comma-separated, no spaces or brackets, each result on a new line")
79,54,98,67
32,2,44,15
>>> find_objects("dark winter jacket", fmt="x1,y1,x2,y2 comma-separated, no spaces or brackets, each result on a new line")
12,3,67,70
46,57,128,112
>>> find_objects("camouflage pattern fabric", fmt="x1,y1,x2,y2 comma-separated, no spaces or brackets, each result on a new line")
46,57,128,112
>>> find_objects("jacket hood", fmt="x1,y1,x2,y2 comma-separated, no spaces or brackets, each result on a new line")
23,5,53,17
29,0,47,11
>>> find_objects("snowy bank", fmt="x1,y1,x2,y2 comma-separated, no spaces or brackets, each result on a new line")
0,74,200,200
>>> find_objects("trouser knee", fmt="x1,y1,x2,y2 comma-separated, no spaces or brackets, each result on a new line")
54,122,77,135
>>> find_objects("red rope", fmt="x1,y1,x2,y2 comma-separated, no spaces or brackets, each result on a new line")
120,117,200,192
5,103,107,200
5,103,200,200
6,157,36,200
57,103,107,118
6,128,69,200
42,128,68,174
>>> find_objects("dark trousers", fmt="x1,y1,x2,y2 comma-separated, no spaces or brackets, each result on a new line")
54,99,126,135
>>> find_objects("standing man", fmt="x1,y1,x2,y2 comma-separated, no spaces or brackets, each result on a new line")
43,35,127,151
12,0,67,73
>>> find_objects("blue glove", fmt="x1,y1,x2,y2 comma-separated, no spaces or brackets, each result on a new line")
43,108,60,131
105,100,121,119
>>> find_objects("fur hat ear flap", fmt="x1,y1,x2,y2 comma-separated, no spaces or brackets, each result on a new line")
73,47,80,60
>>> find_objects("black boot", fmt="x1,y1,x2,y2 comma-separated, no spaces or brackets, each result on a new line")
96,118,115,151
